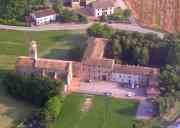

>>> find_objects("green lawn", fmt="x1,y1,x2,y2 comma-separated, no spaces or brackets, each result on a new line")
0,30,87,70
53,94,139,128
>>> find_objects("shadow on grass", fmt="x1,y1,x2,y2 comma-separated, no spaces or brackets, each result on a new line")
50,32,87,46
0,69,34,126
43,48,84,61
44,33,87,61
115,104,138,116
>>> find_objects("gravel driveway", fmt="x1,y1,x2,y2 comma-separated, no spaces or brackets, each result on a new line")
136,100,155,120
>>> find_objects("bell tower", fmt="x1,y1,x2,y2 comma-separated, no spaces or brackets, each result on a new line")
29,41,37,60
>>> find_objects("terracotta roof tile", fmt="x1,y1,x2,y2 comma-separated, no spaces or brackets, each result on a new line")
113,64,160,76
82,37,109,61
16,56,34,66
83,58,114,67
92,0,114,9
36,58,69,71
32,9,56,18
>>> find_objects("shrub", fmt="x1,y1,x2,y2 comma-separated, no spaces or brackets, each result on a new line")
44,96,64,121
58,9,88,23
0,18,16,25
87,23,114,38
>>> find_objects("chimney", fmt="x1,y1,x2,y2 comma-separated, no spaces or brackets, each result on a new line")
29,41,37,60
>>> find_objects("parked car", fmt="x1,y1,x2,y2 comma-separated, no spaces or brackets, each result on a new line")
126,92,135,97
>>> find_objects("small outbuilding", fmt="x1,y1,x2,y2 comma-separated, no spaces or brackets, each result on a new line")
89,0,114,17
31,9,57,25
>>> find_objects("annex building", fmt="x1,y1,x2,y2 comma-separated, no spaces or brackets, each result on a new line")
16,38,160,97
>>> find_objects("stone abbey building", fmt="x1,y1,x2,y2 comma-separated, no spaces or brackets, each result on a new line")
16,38,160,96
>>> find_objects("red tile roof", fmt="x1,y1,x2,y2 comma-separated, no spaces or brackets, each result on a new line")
16,56,70,71
36,58,69,71
92,0,114,9
83,58,114,67
113,64,160,76
32,9,56,18
16,56,34,66
82,37,109,61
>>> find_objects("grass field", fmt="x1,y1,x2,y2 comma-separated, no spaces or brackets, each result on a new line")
53,94,138,128
0,29,87,128
0,30,87,70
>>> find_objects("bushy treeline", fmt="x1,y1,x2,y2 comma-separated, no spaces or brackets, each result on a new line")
2,73,63,106
0,0,47,25
53,3,88,23
110,31,180,66
17,96,64,128
158,65,180,114
2,73,65,128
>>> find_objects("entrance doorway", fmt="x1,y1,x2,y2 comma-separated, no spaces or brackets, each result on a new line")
102,75,107,81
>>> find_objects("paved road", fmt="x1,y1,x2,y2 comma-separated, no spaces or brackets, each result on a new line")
0,22,164,38
0,23,93,31
108,23,164,38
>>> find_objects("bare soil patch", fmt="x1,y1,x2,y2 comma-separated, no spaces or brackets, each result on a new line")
81,97,93,112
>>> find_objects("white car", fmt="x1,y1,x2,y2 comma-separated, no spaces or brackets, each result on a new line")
127,92,135,97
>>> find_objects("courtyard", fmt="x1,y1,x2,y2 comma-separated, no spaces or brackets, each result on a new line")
75,81,146,100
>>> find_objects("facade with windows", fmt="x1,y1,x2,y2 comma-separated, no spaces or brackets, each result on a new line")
94,7,114,17
16,38,160,96
91,0,114,17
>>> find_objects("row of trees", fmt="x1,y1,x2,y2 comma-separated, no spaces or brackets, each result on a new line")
111,31,180,66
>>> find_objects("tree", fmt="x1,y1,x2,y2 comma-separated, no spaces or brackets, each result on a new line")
45,96,64,121
0,0,28,20
139,47,149,65
166,40,180,66
87,23,114,38
123,9,131,18
58,9,86,23
159,65,179,96
2,73,64,106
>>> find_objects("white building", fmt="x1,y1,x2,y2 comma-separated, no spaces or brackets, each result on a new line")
91,0,114,17
110,64,157,89
31,9,57,25
111,72,147,88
